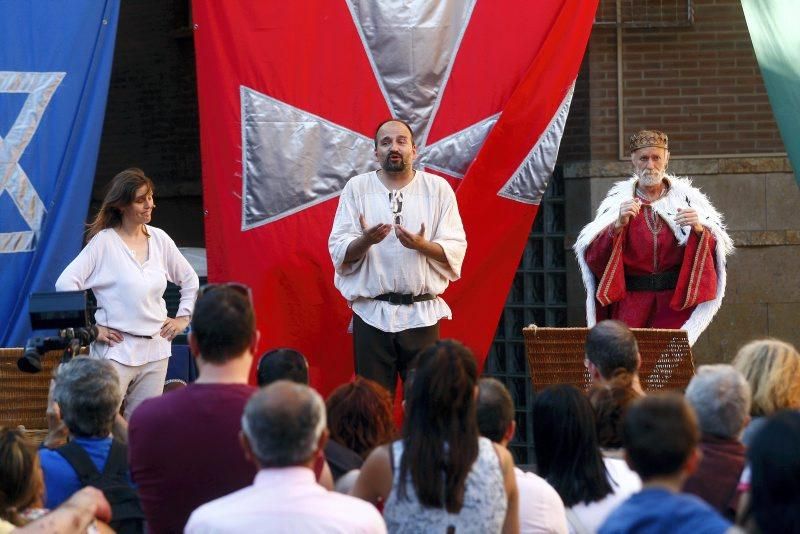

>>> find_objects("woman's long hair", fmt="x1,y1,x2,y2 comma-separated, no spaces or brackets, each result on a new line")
0,428,43,526
533,384,613,507
86,168,154,241
732,338,800,417
326,377,396,459
398,339,479,513
588,369,644,449
747,411,800,534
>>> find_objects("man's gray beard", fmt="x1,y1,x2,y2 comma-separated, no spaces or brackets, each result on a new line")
635,169,663,187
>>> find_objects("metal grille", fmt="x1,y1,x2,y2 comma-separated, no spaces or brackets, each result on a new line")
595,0,694,28
483,167,567,466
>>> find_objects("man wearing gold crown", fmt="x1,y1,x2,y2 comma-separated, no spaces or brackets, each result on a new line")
574,130,733,345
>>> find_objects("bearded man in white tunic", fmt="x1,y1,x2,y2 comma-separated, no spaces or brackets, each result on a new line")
328,119,467,393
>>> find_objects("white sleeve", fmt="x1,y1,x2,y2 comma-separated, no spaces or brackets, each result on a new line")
161,232,199,318
55,236,99,291
328,182,364,276
430,191,467,280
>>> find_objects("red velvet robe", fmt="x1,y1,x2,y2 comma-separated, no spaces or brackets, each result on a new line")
584,202,718,329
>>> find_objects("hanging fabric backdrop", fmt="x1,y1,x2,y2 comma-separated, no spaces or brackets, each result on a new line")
192,0,598,393
0,0,120,346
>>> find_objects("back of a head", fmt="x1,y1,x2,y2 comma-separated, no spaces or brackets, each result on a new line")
685,364,751,439
326,377,395,458
256,348,308,387
732,338,800,417
54,358,121,438
585,320,639,379
623,393,699,481
588,371,644,449
401,339,479,513
0,428,42,525
748,410,800,534
476,378,514,443
191,286,255,364
532,384,612,506
242,381,326,467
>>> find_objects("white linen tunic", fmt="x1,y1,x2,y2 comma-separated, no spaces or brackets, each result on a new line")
55,226,199,366
329,170,467,333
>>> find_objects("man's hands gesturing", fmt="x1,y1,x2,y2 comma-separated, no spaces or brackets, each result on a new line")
359,214,392,244
395,222,426,250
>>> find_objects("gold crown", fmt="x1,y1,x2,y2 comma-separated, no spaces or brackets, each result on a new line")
629,130,668,153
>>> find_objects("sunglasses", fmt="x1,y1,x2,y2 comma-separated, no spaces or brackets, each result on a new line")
196,282,252,302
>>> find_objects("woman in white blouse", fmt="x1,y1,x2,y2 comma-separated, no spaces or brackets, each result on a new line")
56,168,199,419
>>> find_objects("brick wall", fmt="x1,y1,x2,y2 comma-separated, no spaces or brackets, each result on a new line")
93,0,203,247
581,0,784,160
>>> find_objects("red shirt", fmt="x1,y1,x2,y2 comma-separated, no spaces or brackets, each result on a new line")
129,383,257,533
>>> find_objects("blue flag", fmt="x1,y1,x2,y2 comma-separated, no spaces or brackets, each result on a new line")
0,1,120,345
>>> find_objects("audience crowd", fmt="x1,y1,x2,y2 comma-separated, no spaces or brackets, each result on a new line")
3,287,799,533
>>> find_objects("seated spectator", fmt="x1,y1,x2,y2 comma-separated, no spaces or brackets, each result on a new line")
186,381,386,533
732,338,800,446
683,365,751,519
738,410,800,534
352,340,519,533
10,487,112,534
255,348,308,387
532,384,641,533
585,320,644,395
326,377,396,459
0,428,45,528
477,378,568,534
38,358,144,533
256,347,360,484
599,394,731,533
588,370,643,454
128,284,260,532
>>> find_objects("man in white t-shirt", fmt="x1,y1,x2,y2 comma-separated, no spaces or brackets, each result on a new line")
328,119,467,393
477,378,569,534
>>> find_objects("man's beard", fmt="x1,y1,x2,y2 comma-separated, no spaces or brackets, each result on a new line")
382,152,406,172
635,169,663,187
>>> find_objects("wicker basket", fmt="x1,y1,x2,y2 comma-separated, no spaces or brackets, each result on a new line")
0,348,60,430
523,326,695,393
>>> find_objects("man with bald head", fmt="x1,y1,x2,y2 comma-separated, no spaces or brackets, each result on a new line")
186,381,386,533
574,130,732,345
329,119,467,393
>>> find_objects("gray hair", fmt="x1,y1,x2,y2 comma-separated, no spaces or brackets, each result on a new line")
53,357,122,438
241,381,326,467
685,364,751,439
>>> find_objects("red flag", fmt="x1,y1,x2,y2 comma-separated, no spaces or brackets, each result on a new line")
192,0,597,394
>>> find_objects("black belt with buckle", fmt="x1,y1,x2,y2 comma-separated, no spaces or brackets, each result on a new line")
625,271,679,292
373,293,436,305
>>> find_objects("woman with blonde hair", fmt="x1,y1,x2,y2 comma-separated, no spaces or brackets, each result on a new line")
0,428,45,530
732,338,800,446
56,168,199,419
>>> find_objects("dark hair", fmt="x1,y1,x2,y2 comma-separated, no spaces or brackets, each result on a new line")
374,118,415,148
585,320,639,379
588,370,644,449
532,384,613,506
256,348,308,387
191,286,255,363
0,428,43,526
477,378,515,443
622,393,699,481
87,168,154,241
326,377,395,459
747,411,800,534
399,339,479,513
54,358,122,438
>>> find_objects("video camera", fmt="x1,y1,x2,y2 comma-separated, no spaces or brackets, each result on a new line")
19,291,97,373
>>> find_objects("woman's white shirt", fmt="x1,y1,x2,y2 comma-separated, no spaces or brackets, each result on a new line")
565,457,642,534
55,226,199,366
